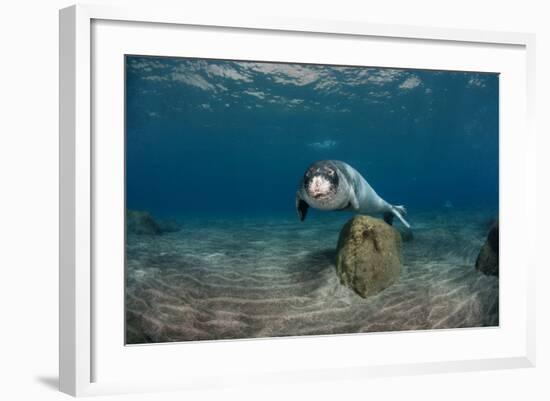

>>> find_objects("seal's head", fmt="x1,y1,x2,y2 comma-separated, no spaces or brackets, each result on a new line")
303,161,339,208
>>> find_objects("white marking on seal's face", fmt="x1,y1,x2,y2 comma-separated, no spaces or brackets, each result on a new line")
308,176,332,198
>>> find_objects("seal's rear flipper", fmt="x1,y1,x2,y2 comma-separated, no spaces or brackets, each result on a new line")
296,193,309,221
394,205,407,216
391,205,411,229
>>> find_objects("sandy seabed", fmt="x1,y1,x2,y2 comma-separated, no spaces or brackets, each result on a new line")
125,210,499,344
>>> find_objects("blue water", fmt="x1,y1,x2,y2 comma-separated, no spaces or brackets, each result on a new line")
124,56,499,343
126,56,498,218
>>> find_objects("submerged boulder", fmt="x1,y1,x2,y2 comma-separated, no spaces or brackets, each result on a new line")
335,215,402,298
127,210,182,235
127,210,162,235
475,219,499,276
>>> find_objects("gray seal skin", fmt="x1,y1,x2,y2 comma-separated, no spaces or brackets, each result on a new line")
295,160,411,228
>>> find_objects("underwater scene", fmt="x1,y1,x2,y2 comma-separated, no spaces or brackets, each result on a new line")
125,55,499,344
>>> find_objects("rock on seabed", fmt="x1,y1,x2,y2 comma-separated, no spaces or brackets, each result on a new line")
126,209,183,236
475,219,499,276
335,215,402,298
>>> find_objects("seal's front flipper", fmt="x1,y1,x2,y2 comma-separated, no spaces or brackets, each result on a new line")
296,193,309,221
383,212,394,225
391,205,411,229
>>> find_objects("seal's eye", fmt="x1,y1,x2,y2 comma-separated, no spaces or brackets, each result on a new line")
327,170,335,177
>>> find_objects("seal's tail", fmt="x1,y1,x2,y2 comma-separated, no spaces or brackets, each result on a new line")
392,205,411,229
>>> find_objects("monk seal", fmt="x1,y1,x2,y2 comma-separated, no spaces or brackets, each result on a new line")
295,160,411,228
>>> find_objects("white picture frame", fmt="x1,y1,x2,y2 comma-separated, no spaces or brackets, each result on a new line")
59,4,536,397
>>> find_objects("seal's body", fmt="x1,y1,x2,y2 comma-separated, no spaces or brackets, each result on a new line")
295,160,410,228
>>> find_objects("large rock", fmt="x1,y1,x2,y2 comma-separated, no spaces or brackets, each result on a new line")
475,220,499,276
127,210,162,235
127,210,182,235
335,215,402,298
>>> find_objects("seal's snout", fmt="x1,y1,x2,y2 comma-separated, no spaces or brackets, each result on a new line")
304,165,339,200
308,175,332,198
